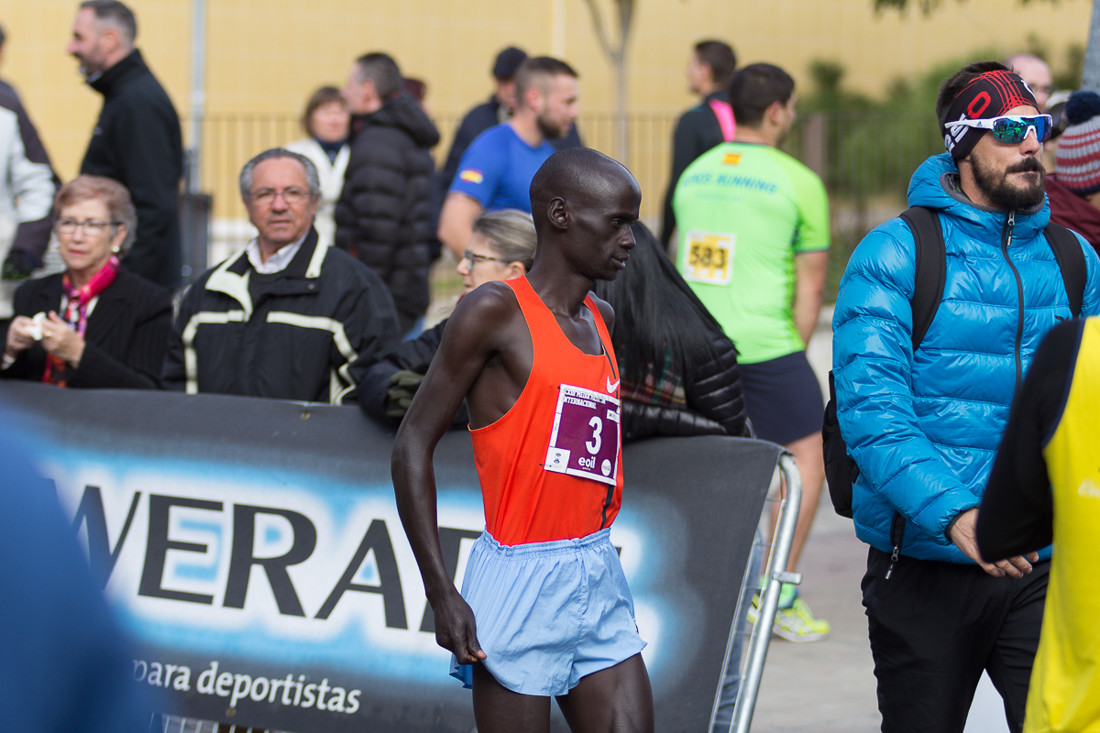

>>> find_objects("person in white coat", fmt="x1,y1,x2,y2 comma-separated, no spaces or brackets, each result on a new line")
285,85,349,247
0,24,58,325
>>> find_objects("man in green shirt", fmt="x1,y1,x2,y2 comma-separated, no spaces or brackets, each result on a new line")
674,62,830,642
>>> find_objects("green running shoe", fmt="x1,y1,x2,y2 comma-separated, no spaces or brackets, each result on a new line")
771,596,830,643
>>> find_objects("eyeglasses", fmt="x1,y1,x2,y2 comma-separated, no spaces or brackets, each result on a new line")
944,114,1053,144
249,188,313,206
55,218,120,236
462,249,506,267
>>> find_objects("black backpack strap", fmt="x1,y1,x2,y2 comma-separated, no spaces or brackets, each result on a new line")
899,206,946,352
1044,222,1087,318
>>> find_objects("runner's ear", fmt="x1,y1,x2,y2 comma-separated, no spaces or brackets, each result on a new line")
547,196,569,231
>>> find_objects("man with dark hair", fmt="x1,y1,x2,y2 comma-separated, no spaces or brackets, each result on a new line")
674,62,831,643
394,147,653,733
164,148,400,403
833,61,1100,730
0,23,59,324
435,48,527,202
66,0,183,291
729,63,795,126
437,56,579,259
334,52,439,336
660,39,737,248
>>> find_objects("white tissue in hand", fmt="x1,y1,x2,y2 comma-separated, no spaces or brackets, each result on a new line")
27,312,46,341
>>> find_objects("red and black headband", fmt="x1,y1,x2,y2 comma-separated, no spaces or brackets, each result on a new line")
941,70,1039,160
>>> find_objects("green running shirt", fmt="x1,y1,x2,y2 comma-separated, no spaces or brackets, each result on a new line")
673,142,829,364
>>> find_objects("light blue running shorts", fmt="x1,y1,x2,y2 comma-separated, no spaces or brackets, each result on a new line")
449,527,647,696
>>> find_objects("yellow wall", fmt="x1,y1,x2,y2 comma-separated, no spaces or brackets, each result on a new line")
0,0,1091,222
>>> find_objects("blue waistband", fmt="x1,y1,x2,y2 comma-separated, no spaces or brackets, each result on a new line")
480,527,613,557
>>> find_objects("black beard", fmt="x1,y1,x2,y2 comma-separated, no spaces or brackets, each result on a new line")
970,155,1046,211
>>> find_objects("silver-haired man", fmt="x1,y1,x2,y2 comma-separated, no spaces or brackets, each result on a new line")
163,148,400,403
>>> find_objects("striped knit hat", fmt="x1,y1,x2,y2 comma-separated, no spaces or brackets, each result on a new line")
1056,91,1100,196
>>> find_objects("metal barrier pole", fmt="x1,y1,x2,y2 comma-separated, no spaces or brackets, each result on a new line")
731,450,802,733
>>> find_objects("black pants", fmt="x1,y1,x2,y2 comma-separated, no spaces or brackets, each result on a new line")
862,547,1048,733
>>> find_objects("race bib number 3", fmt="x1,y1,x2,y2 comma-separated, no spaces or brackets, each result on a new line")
545,384,621,486
684,230,734,285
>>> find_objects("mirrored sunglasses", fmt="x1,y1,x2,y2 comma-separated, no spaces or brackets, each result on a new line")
945,114,1053,144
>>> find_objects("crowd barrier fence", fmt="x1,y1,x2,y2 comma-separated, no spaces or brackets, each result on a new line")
1,381,797,732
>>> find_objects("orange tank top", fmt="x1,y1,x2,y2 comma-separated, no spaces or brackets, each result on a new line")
470,276,623,545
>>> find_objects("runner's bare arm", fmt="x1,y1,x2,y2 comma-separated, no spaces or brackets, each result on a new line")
391,283,523,662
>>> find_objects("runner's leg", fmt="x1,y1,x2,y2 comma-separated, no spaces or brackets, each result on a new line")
782,430,825,572
555,653,654,733
472,662,551,733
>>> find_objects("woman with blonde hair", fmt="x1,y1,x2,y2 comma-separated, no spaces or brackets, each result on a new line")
359,208,535,426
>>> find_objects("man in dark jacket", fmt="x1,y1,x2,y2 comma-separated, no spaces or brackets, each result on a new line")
66,0,183,291
429,46,582,258
163,149,400,404
660,40,737,249
335,52,439,336
431,48,528,231
436,57,579,260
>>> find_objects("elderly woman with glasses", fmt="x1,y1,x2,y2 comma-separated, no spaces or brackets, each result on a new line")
1,175,171,388
359,208,536,427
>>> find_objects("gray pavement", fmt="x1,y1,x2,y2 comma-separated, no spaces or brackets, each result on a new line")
746,311,880,731
746,468,1013,733
748,499,880,732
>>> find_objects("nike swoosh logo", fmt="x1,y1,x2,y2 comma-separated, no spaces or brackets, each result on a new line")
606,377,620,393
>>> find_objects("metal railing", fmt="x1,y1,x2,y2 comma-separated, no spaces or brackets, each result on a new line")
730,451,802,733
187,109,935,219
184,110,941,295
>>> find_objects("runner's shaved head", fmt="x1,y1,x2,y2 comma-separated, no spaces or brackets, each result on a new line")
529,148,639,234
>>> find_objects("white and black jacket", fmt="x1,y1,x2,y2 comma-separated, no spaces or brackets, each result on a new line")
162,228,401,404
0,79,58,319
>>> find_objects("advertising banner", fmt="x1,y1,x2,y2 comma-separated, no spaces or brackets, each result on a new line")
1,382,780,732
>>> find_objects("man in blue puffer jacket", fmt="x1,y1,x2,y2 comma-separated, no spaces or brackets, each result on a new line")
833,61,1100,732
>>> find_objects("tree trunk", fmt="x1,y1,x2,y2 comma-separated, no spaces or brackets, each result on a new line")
1084,0,1100,91
615,49,628,165
582,0,633,166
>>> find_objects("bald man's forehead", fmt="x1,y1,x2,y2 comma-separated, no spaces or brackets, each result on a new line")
530,149,639,212
1008,55,1051,83
590,157,638,191
611,172,642,209
572,162,638,205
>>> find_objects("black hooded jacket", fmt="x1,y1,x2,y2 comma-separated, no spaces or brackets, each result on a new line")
81,50,183,291
334,94,440,332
